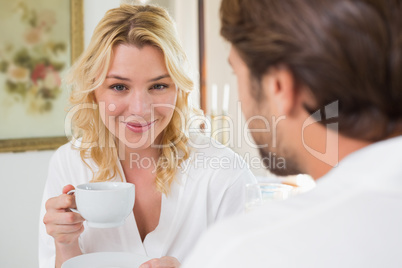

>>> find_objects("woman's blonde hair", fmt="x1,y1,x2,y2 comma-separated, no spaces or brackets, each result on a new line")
67,4,196,194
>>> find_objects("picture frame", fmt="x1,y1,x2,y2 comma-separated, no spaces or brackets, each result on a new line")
0,0,84,153
198,0,207,113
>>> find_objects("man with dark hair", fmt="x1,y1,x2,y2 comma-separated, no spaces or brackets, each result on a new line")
182,0,402,267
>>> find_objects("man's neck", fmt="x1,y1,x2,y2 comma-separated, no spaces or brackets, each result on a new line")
301,128,372,180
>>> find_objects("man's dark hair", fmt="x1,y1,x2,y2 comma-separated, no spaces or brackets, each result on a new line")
220,0,402,141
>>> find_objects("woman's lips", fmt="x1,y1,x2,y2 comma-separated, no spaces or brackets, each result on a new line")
125,120,156,133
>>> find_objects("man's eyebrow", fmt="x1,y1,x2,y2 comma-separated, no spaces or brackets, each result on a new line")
147,74,171,82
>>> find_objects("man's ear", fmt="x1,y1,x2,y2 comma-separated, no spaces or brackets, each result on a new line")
262,66,297,116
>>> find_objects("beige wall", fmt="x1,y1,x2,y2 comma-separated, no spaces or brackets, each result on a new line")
204,0,268,176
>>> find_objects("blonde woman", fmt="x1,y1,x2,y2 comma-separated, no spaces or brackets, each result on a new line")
38,4,255,268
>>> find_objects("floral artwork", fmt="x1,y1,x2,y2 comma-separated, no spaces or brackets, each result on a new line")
0,2,67,113
0,0,82,152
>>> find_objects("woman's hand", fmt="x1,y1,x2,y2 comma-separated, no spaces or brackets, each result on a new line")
43,184,85,267
43,184,85,244
139,256,181,268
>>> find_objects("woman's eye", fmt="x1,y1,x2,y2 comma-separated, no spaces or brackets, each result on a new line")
151,84,168,90
111,84,127,91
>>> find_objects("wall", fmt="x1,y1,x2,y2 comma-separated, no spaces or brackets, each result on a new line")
0,150,53,268
0,1,120,267
173,0,200,108
204,0,269,176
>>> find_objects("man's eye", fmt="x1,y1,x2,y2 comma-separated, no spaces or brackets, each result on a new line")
151,84,168,90
111,84,126,91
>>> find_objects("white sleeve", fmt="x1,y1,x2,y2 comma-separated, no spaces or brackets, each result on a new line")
215,168,256,220
38,144,82,268
207,153,257,223
38,150,61,268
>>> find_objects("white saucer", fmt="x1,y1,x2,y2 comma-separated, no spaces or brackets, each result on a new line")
62,252,151,268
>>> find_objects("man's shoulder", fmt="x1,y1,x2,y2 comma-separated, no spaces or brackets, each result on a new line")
182,203,298,267
322,135,402,189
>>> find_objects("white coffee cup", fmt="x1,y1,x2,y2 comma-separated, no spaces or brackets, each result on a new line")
68,182,135,228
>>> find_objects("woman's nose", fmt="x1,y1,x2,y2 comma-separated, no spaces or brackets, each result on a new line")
127,90,151,116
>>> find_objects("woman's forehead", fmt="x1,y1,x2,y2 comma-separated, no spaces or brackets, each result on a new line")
107,44,169,80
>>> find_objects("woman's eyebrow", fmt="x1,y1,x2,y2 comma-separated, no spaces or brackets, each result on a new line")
105,74,170,82
105,75,131,81
147,74,170,82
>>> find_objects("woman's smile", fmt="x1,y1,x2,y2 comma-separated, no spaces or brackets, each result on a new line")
124,120,158,133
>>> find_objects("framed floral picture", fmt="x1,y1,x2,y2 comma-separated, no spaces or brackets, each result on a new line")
0,0,83,152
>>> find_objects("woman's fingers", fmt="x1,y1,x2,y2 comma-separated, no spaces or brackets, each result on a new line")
43,185,85,245
51,225,85,245
62,184,75,194
45,222,83,236
43,211,84,225
44,211,85,244
45,194,75,211
139,256,181,268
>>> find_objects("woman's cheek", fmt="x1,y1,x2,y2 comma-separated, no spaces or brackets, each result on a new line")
98,102,120,130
